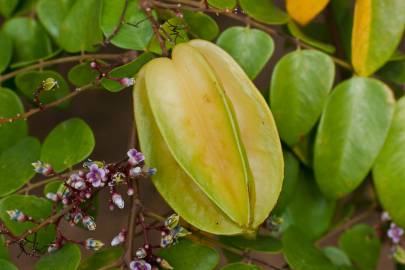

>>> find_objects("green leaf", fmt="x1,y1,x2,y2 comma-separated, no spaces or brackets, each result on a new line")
281,170,336,240
207,0,236,9
15,70,70,108
283,226,339,270
41,118,95,172
35,243,81,270
219,235,282,253
0,30,12,73
0,0,19,17
101,52,155,92
270,49,335,146
0,195,56,247
221,263,262,270
377,60,405,85
273,151,300,213
3,17,53,64
0,259,17,270
0,137,40,196
158,239,220,270
314,77,394,199
239,0,288,25
78,247,124,270
59,0,103,52
36,0,75,40
0,88,28,152
68,62,99,87
287,20,336,54
322,247,352,267
100,0,153,50
183,11,219,41
373,97,405,228
0,236,9,260
352,0,405,76
338,224,381,270
217,26,274,79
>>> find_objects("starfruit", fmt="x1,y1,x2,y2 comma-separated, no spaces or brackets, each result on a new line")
133,40,283,235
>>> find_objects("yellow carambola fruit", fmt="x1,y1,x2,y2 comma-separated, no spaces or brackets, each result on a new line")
133,40,283,235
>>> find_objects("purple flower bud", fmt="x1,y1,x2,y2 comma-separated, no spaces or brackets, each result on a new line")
73,212,83,224
6,209,27,222
48,242,61,253
109,203,115,211
130,167,142,177
82,216,96,231
46,192,59,202
127,149,145,166
135,247,147,259
73,179,86,190
160,234,174,248
127,188,134,196
111,231,126,246
32,161,53,176
84,238,104,251
112,193,125,209
381,211,391,222
90,61,98,69
62,198,69,205
388,223,404,244
129,260,152,270
157,257,174,270
147,168,157,176
119,77,135,87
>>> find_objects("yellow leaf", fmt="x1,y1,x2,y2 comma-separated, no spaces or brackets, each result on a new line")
352,0,405,76
286,0,330,25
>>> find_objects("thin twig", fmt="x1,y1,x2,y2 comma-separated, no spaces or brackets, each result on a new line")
317,203,377,244
13,205,74,242
104,0,129,45
0,83,95,125
141,0,169,56
0,54,127,83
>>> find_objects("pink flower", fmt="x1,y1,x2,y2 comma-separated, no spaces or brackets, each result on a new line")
388,223,404,244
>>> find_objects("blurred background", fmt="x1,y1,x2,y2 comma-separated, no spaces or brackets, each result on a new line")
2,1,404,269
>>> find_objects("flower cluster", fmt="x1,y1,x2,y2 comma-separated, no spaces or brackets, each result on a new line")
127,214,189,270
381,212,405,264
30,149,156,253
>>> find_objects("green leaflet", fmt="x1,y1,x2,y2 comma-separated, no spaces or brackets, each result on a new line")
314,77,394,199
3,17,53,64
158,239,220,270
270,49,335,146
59,0,103,52
338,224,381,270
0,137,40,197
373,97,405,228
35,244,81,270
217,27,274,79
0,88,28,152
41,118,95,172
